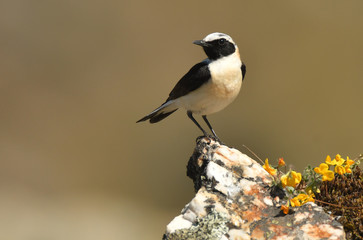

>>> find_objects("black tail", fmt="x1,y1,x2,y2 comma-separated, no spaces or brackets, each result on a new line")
137,108,178,124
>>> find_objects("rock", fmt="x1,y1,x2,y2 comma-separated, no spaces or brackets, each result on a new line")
163,137,346,240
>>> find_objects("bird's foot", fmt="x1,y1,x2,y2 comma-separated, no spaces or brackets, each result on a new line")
212,136,224,145
196,134,223,145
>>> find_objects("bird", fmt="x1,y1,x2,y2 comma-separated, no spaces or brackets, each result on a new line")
137,32,246,141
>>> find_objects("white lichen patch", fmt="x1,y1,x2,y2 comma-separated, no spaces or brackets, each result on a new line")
182,208,197,223
166,208,229,240
248,163,272,181
228,229,250,240
206,162,240,197
293,212,311,225
215,146,253,167
236,178,255,194
166,215,193,234
263,197,273,206
239,165,258,179
187,193,208,219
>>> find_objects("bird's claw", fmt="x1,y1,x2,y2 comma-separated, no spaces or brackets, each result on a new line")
196,134,223,145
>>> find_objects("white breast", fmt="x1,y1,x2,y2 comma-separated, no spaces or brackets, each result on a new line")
176,51,242,115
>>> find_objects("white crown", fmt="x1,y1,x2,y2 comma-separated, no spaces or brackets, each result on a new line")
203,32,235,44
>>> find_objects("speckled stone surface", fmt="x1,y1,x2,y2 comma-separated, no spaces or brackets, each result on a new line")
163,137,345,240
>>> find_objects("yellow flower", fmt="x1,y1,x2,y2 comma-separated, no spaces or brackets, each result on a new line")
290,193,315,208
345,165,352,174
322,172,334,181
281,205,289,214
325,155,336,165
263,158,277,176
281,171,302,188
314,163,334,181
334,165,346,175
290,197,301,207
342,156,354,174
278,158,285,167
346,156,354,166
334,154,345,166
314,163,328,174
298,193,315,204
325,154,345,166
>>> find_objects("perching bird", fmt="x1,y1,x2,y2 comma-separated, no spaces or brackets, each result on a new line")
137,32,246,141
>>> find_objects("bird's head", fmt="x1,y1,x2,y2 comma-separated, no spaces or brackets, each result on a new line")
193,32,237,60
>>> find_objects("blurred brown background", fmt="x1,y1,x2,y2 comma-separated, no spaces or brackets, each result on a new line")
0,0,362,239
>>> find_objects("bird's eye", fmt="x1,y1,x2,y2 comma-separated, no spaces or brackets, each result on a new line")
218,39,226,45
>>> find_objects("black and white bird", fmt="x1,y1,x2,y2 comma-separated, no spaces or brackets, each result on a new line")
137,32,246,141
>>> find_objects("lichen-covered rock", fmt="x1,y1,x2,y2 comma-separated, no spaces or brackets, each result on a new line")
163,137,346,240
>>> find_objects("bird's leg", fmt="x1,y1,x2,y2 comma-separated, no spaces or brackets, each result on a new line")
187,111,208,137
202,115,220,142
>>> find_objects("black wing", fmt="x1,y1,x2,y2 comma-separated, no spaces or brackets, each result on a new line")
241,62,246,81
167,61,211,101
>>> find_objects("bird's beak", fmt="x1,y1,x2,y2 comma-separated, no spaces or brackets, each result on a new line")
193,40,209,47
